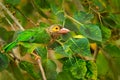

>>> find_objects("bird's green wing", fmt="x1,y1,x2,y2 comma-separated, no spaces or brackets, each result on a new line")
3,27,51,52
16,27,51,43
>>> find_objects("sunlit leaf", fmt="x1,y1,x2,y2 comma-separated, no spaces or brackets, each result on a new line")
66,37,91,56
55,37,91,58
86,60,97,80
80,24,102,41
63,58,87,79
0,53,9,71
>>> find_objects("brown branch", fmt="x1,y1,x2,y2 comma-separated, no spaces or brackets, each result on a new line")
0,2,24,30
37,59,47,80
31,52,47,80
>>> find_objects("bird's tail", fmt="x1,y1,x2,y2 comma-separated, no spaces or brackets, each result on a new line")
3,41,17,53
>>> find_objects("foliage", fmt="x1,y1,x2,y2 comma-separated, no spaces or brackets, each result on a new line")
0,0,120,80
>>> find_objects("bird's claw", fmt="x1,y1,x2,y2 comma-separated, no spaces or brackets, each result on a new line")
31,52,41,60
35,55,41,60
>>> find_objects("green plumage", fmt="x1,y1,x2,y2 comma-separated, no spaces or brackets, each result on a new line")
3,27,51,52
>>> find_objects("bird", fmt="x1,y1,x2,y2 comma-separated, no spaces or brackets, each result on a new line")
3,24,70,53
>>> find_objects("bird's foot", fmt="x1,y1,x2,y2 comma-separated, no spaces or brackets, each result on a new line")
31,52,41,60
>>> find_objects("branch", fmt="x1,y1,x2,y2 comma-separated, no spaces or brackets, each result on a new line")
4,16,16,31
31,53,47,80
37,59,47,80
0,2,24,30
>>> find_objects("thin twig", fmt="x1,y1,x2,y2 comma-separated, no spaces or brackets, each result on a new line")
93,46,99,62
37,59,47,80
90,7,103,25
31,53,47,80
0,2,24,30
4,16,16,31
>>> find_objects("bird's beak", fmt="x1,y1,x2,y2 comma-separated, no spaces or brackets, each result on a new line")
58,28,70,34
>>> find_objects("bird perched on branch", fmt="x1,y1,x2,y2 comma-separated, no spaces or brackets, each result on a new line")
3,24,70,52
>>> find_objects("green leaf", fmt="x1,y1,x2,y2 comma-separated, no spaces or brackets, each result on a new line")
96,53,109,75
103,13,117,28
86,60,97,80
0,53,9,71
32,0,49,18
7,61,25,80
33,0,50,9
80,24,102,41
0,27,14,43
104,44,120,57
5,0,21,6
44,60,57,80
104,44,120,77
63,58,87,79
19,61,40,79
55,37,91,58
74,11,94,24
57,71,75,80
101,25,111,42
56,11,66,24
66,37,91,56
49,0,62,14
64,18,79,33
55,44,73,57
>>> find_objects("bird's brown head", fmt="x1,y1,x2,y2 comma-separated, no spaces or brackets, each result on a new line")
47,24,70,36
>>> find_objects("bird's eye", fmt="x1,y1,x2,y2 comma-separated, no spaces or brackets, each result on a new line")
54,26,60,31
51,25,60,33
55,27,58,30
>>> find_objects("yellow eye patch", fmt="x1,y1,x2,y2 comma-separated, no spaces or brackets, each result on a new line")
52,25,60,32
